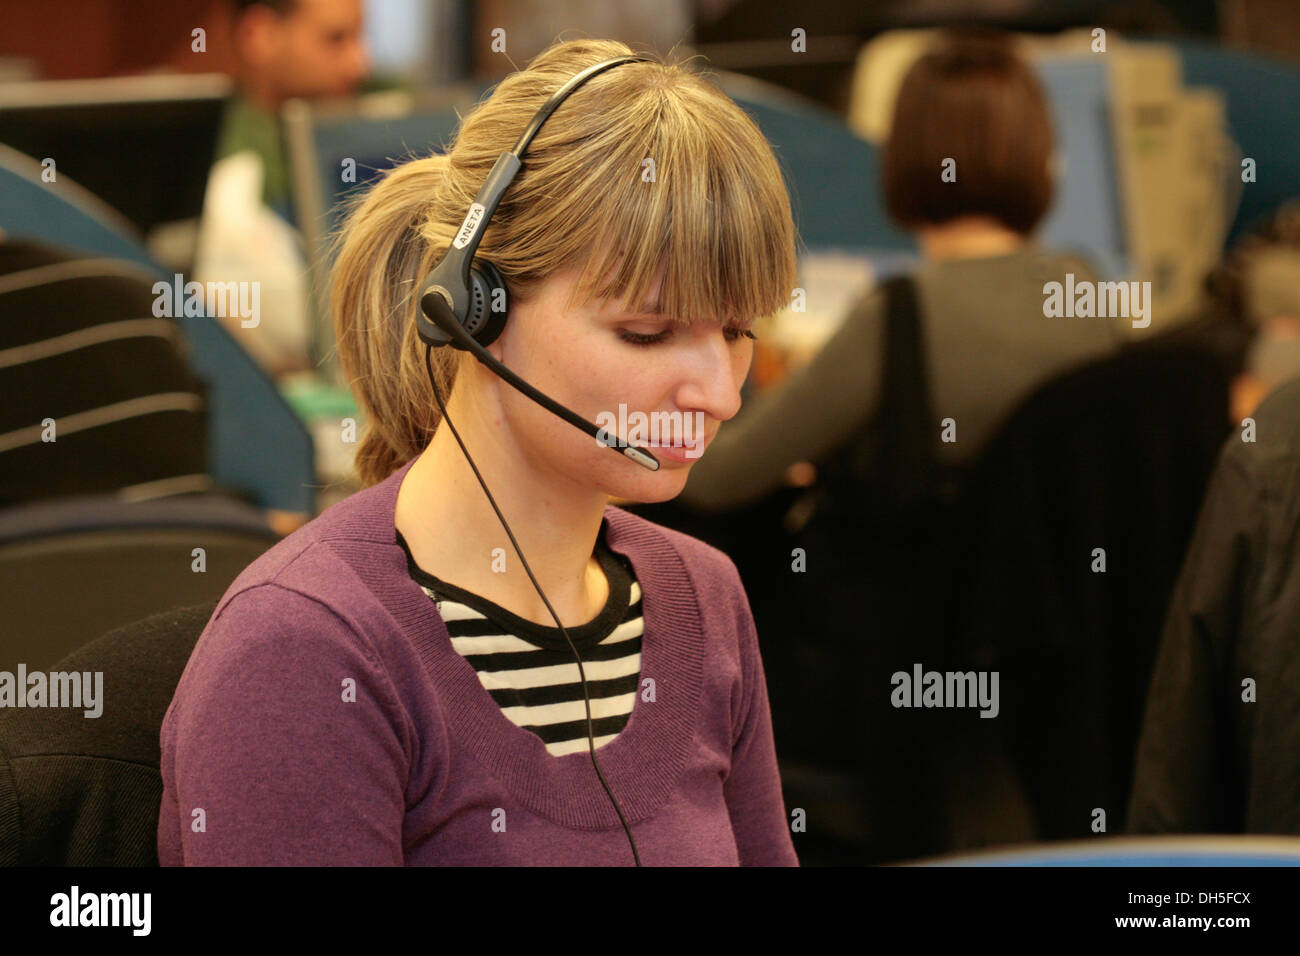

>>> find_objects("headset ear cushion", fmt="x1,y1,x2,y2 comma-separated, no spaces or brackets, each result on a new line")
467,259,509,348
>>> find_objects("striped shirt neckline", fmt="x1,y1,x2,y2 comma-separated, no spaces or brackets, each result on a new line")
393,522,644,756
393,524,634,651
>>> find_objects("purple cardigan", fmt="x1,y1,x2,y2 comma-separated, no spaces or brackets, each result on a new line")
158,456,799,865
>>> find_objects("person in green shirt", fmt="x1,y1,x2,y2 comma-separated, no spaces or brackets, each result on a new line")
216,0,370,215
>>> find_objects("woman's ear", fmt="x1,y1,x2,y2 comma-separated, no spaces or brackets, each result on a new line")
484,323,508,364
235,5,281,69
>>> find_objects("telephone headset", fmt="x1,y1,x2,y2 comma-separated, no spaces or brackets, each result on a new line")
415,55,657,866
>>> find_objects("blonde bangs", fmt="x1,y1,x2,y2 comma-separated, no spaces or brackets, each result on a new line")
527,80,798,326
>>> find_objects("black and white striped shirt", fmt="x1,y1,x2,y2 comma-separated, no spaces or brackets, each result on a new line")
395,527,644,757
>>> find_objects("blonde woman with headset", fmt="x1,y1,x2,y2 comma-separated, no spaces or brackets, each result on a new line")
158,38,800,866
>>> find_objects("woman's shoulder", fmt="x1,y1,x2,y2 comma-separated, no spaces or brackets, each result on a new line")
188,511,416,691
188,582,381,681
210,477,416,650
1028,245,1102,283
919,243,1095,280
163,578,418,750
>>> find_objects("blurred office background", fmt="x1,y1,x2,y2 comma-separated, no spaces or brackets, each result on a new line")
2,0,1300,866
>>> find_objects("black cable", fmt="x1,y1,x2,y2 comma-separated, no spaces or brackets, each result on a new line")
422,343,642,866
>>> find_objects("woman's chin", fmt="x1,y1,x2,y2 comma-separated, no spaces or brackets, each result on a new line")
605,469,691,505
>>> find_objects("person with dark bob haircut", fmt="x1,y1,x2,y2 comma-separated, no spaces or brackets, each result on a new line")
882,29,1054,236
679,28,1125,514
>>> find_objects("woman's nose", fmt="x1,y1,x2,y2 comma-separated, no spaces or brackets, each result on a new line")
676,330,746,422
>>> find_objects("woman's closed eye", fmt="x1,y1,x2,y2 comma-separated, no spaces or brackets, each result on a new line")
617,326,757,347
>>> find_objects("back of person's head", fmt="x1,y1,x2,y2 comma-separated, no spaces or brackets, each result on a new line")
882,28,1054,235
329,38,798,487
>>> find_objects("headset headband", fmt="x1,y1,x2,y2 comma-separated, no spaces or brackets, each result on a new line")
443,54,647,281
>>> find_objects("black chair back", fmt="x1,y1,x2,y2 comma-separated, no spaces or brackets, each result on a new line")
0,600,217,865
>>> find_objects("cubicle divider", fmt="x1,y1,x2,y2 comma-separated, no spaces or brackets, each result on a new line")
0,143,315,515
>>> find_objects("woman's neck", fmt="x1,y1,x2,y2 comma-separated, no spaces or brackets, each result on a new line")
915,217,1028,262
394,408,611,630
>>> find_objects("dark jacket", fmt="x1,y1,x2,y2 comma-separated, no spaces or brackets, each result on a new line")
1128,374,1300,835
938,329,1236,848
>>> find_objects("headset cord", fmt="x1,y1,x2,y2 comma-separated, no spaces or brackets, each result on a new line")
422,344,642,866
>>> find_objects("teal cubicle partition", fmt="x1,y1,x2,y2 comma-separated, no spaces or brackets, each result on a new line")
0,144,315,514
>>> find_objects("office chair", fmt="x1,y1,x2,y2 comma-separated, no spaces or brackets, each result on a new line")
0,492,280,673
0,600,218,866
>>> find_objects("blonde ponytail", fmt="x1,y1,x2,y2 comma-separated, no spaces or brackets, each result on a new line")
330,154,465,487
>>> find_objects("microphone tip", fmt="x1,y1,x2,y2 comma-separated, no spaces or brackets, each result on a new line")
623,446,660,471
